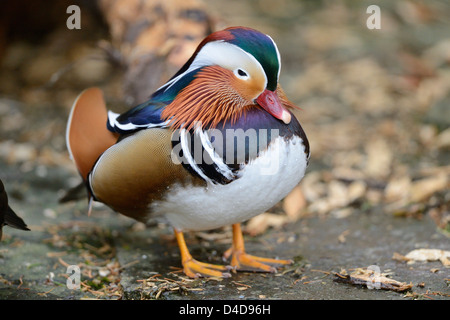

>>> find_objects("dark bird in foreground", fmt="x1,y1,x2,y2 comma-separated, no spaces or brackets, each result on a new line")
0,179,30,240
66,27,310,278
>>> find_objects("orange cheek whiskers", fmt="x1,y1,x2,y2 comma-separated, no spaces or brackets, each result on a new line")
161,66,253,130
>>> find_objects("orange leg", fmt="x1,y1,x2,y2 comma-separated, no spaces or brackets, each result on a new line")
174,228,231,278
223,223,293,273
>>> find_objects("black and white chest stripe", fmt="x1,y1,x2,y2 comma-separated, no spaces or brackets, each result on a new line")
172,128,238,185
170,113,309,185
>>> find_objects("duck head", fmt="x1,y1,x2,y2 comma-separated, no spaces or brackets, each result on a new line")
160,27,294,130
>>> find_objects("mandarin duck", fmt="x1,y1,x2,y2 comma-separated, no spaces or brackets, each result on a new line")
0,179,30,240
66,27,309,278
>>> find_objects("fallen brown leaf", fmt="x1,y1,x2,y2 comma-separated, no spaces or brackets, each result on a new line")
404,249,450,266
245,213,289,236
384,175,412,203
410,173,448,203
392,252,411,262
337,229,350,243
282,185,307,221
364,138,393,179
435,127,450,149
334,267,413,292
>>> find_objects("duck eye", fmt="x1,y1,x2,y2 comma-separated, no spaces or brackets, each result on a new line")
234,68,249,79
237,69,247,76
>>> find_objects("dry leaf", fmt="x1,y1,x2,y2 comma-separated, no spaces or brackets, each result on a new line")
327,180,349,209
347,180,367,203
331,207,354,219
392,252,411,262
418,165,450,176
308,198,332,215
337,229,350,243
364,138,393,179
435,127,450,149
410,173,448,202
300,171,326,203
196,229,231,242
245,213,288,236
334,267,413,292
404,249,450,266
419,125,438,145
384,175,412,203
282,185,307,221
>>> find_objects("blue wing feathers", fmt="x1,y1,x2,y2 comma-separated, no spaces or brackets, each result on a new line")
107,68,202,134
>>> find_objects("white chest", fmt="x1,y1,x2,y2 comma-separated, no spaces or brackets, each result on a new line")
150,136,308,231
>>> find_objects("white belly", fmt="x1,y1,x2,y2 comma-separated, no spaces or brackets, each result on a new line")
150,136,308,231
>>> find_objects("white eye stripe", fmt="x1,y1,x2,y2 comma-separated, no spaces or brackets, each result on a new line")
158,41,267,93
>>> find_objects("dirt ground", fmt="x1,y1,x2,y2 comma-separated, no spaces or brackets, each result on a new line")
0,0,449,300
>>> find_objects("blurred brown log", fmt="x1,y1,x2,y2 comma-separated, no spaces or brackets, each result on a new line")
97,0,216,105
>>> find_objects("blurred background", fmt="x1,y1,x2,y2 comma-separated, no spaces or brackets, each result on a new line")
0,0,448,299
